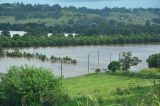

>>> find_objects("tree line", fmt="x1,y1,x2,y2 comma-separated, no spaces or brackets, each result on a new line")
0,33,160,47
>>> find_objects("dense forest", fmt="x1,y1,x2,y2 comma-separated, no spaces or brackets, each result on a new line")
0,3,160,35
0,34,160,47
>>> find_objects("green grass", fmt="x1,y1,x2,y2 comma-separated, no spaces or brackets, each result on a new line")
63,69,160,106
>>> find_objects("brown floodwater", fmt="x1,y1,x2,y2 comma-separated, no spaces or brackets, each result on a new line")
0,44,160,77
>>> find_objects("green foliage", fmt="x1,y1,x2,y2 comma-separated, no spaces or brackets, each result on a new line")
75,95,100,106
0,4,160,36
108,61,121,72
50,55,77,64
35,53,48,61
23,52,34,59
0,66,68,106
0,34,160,48
108,68,160,79
6,49,23,57
147,53,160,68
115,87,130,95
95,68,101,73
119,52,142,71
64,72,160,106
0,46,4,57
0,30,10,37
137,80,160,106
2,49,77,64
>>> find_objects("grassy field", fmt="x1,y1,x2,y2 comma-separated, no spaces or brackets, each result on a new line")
63,69,160,106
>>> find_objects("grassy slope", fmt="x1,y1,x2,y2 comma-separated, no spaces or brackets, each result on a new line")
0,10,159,26
63,69,160,106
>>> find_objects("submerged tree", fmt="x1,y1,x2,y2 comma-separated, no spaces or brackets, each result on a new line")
119,52,141,71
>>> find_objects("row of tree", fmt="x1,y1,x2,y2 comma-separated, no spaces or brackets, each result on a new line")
0,34,160,47
0,20,160,36
0,48,77,64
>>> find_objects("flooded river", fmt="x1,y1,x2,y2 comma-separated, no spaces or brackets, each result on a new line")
0,44,159,77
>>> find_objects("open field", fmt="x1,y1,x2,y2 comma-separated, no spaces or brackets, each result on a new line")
64,69,160,106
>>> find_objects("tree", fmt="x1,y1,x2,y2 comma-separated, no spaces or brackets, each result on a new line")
1,30,11,37
119,52,141,71
13,34,20,39
0,66,68,106
146,53,160,68
108,61,121,72
0,46,4,57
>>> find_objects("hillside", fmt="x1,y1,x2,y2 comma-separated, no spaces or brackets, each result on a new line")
0,3,160,35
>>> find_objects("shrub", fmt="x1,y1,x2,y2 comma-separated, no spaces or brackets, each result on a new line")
75,94,101,106
95,68,101,73
72,59,77,64
0,65,68,106
108,61,121,72
115,87,130,95
147,53,160,68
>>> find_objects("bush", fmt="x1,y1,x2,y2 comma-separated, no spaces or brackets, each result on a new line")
75,94,101,106
115,87,130,95
147,53,160,68
95,68,101,73
0,46,4,57
108,61,121,72
0,65,68,106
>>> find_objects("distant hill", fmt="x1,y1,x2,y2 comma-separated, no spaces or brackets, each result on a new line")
0,3,160,35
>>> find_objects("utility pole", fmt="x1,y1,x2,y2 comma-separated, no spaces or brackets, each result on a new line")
110,52,112,63
119,52,121,61
33,46,36,58
158,52,160,68
98,51,99,68
61,59,63,76
88,54,90,74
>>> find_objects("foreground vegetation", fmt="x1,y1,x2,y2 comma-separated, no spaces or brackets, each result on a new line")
0,66,68,106
64,69,160,106
0,65,160,106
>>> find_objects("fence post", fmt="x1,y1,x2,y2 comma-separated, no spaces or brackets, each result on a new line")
110,52,112,63
88,54,90,74
61,59,63,76
158,53,160,67
98,51,99,68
